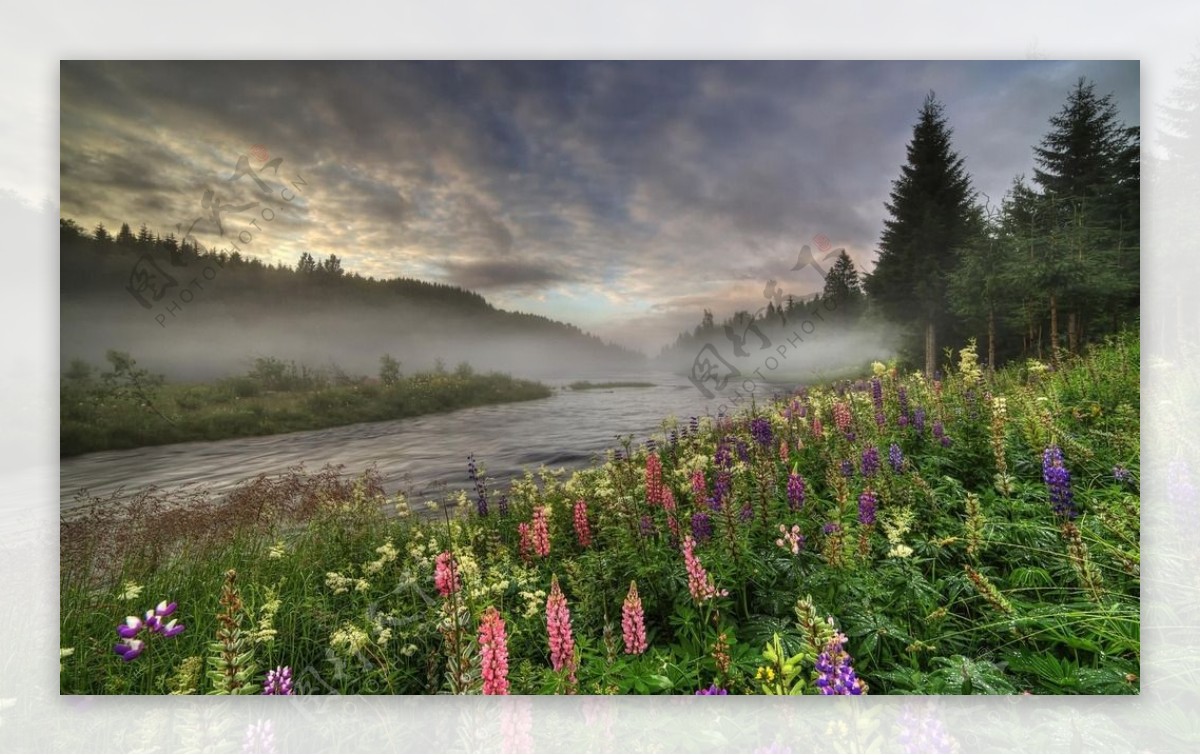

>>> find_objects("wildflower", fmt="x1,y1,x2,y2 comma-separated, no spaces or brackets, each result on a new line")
858,490,877,527
861,446,881,477
478,607,511,695
833,402,852,433
871,378,884,412
497,493,509,517
823,521,842,535
573,499,592,548
888,443,904,473
645,453,664,506
532,506,551,558
112,638,145,662
897,385,909,418
682,534,727,602
434,551,461,597
518,522,533,562
750,417,773,447
1113,466,1132,483
914,408,926,434
812,415,824,437
467,454,489,516
262,665,294,695
267,541,286,560
1042,445,1076,518
640,515,656,536
779,440,789,462
940,435,952,448
118,581,143,601
545,576,575,674
840,459,854,477
786,471,806,511
691,469,708,500
776,524,804,555
691,511,713,543
695,683,729,695
621,581,648,655
932,420,945,439
814,630,866,695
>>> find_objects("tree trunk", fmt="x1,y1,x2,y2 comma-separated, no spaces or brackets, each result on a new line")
924,320,936,378
987,307,997,374
1049,293,1059,368
1067,311,1078,355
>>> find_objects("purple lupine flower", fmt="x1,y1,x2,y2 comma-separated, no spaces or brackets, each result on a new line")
691,512,713,543
739,503,754,523
263,665,294,695
695,684,729,695
639,515,655,537
898,414,909,429
840,459,854,477
713,470,732,510
1042,446,1076,518
940,435,952,448
786,472,806,512
669,429,679,447
897,386,909,418
112,639,145,662
736,439,751,463
861,446,880,477
814,632,865,695
1113,466,1132,483
888,443,904,473
117,616,143,639
858,490,877,527
845,431,857,443
497,493,509,517
750,417,773,447
823,522,842,535
875,411,886,428
158,619,185,638
468,454,488,517
896,703,957,754
714,440,733,470
871,378,883,412
914,408,926,434
932,420,944,439
689,416,700,435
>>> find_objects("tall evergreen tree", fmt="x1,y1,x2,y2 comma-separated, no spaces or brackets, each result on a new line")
1031,78,1139,355
947,203,1006,370
821,250,865,322
865,93,978,375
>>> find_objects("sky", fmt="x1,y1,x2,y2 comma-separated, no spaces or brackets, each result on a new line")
59,60,1139,353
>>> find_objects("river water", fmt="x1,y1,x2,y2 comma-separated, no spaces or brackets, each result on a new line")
59,374,743,516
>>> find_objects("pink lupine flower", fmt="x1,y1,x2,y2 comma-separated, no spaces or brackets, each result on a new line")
478,607,510,695
517,522,533,562
532,506,551,558
833,402,852,433
434,551,461,597
779,440,789,462
682,535,728,603
645,453,664,506
573,499,592,548
621,581,648,655
812,416,824,437
545,576,575,674
691,469,708,500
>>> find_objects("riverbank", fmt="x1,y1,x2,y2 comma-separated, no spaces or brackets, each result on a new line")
60,359,552,457
60,333,1140,695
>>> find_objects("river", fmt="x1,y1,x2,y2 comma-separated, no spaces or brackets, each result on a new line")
59,374,749,516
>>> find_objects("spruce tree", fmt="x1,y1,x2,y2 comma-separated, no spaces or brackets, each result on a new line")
865,93,978,375
821,250,865,323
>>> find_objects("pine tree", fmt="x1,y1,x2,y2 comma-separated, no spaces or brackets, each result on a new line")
1030,78,1139,355
821,250,865,322
947,203,1007,370
115,222,136,247
865,93,978,375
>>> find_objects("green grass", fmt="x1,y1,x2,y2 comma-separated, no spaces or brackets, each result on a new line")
567,380,656,390
60,331,1140,696
60,363,551,456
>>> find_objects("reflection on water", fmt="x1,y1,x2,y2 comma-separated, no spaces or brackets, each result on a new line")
60,374,755,515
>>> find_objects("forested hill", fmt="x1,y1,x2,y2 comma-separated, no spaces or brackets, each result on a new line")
60,219,645,380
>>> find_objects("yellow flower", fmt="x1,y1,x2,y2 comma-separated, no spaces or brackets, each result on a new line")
118,581,143,601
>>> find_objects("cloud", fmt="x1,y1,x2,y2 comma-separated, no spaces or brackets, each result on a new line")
60,60,1139,353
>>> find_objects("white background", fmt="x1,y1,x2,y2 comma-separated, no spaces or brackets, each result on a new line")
1,1,1194,751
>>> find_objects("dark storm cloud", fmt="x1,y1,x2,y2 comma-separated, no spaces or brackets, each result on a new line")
59,60,1138,351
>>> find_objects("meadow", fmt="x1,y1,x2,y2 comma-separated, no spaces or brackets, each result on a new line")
59,333,1140,695
60,354,551,457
